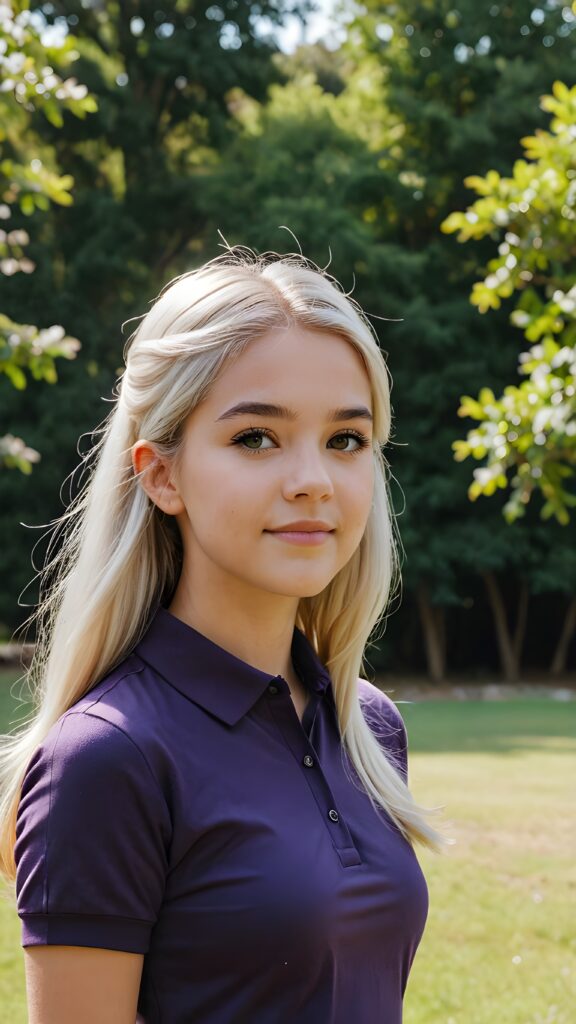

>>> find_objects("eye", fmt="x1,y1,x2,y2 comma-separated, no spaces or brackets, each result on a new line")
228,428,276,452
327,428,366,452
230,427,371,456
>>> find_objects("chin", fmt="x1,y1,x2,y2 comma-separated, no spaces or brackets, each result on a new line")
264,576,335,599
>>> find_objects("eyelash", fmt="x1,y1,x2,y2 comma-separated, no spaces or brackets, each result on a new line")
230,427,371,457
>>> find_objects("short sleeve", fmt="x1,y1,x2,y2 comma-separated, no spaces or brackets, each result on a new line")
15,711,172,953
357,679,409,785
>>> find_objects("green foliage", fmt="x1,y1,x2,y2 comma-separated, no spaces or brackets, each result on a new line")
0,0,304,621
195,71,384,263
0,314,80,389
442,82,576,524
0,1,96,258
177,0,576,629
0,0,92,470
2,0,575,671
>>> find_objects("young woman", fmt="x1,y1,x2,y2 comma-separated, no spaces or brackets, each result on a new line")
0,246,451,1023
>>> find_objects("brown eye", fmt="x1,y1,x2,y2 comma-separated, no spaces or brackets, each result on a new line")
329,432,371,454
231,428,276,455
327,434,350,450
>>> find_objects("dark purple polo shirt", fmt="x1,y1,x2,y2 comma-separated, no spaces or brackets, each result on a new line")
15,605,429,1023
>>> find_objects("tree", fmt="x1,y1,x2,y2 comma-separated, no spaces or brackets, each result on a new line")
442,80,576,526
3,0,575,678
0,0,309,622
126,0,576,681
0,0,92,471
338,0,576,679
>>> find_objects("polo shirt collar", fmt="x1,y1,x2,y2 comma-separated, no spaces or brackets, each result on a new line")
134,605,333,727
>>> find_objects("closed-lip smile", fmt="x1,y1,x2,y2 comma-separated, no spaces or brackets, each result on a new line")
266,520,335,532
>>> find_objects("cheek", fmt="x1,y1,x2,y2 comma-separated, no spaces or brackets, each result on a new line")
179,470,261,544
344,464,374,517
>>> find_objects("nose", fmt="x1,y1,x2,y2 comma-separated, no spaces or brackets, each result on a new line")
281,444,335,501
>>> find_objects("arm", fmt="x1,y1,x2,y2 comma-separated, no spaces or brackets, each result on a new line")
24,946,144,1024
16,712,171,1022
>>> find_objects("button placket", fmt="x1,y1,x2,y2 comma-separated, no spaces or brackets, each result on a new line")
265,684,362,868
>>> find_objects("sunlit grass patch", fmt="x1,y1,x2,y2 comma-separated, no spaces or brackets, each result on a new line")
403,700,576,1024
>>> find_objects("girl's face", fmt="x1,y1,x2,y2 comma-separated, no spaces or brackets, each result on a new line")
169,325,375,602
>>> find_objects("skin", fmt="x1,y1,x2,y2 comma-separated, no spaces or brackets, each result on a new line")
134,323,375,713
23,946,144,1024
23,323,375,1023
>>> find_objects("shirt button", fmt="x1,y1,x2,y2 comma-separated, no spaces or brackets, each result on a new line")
328,808,339,823
303,754,314,768
268,684,279,695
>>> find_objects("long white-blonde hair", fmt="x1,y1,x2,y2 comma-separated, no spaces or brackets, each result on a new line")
0,245,451,883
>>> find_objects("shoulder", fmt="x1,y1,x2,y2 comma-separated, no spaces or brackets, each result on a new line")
356,677,407,739
15,718,171,955
17,701,169,837
15,657,173,952
16,688,172,935
356,677,408,782
47,651,173,776
18,652,173,825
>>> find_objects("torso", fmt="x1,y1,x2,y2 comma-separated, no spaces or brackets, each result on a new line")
15,607,430,1024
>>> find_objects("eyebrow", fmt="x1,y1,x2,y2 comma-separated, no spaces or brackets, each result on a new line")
216,402,373,423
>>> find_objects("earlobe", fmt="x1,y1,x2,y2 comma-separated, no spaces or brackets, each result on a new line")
132,442,184,516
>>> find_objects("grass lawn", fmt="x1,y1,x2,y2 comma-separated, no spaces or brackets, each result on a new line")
1,669,575,1023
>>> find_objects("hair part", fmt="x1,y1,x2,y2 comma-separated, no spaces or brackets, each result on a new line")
0,244,451,886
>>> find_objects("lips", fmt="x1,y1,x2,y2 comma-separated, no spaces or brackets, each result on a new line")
267,522,334,533
264,519,336,550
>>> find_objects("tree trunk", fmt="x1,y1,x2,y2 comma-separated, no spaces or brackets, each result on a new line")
481,570,520,682
415,581,446,683
513,578,529,665
550,595,576,675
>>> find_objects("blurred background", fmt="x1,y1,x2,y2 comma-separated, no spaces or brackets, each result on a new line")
1,2,573,688
1,0,576,684
1,2,575,1022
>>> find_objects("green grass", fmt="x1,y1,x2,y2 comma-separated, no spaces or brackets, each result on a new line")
401,699,576,1024
0,667,32,730
1,670,575,1023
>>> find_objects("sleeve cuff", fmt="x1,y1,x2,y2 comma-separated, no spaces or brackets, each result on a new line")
20,912,154,953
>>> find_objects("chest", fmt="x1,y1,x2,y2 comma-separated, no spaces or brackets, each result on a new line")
152,692,429,968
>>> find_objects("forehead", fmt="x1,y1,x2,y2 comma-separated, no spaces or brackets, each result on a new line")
204,326,372,412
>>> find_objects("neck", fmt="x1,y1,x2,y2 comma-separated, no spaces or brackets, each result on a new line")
166,565,301,684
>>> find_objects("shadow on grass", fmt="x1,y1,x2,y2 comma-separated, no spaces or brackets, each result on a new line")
399,699,576,755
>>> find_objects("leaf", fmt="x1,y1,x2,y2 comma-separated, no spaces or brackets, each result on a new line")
552,81,570,103
440,211,465,234
452,440,471,461
463,174,493,196
471,282,501,313
43,100,64,128
20,194,35,215
479,387,496,406
458,396,485,420
3,363,27,389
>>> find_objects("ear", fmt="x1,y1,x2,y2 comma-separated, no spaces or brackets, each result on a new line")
131,441,185,516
